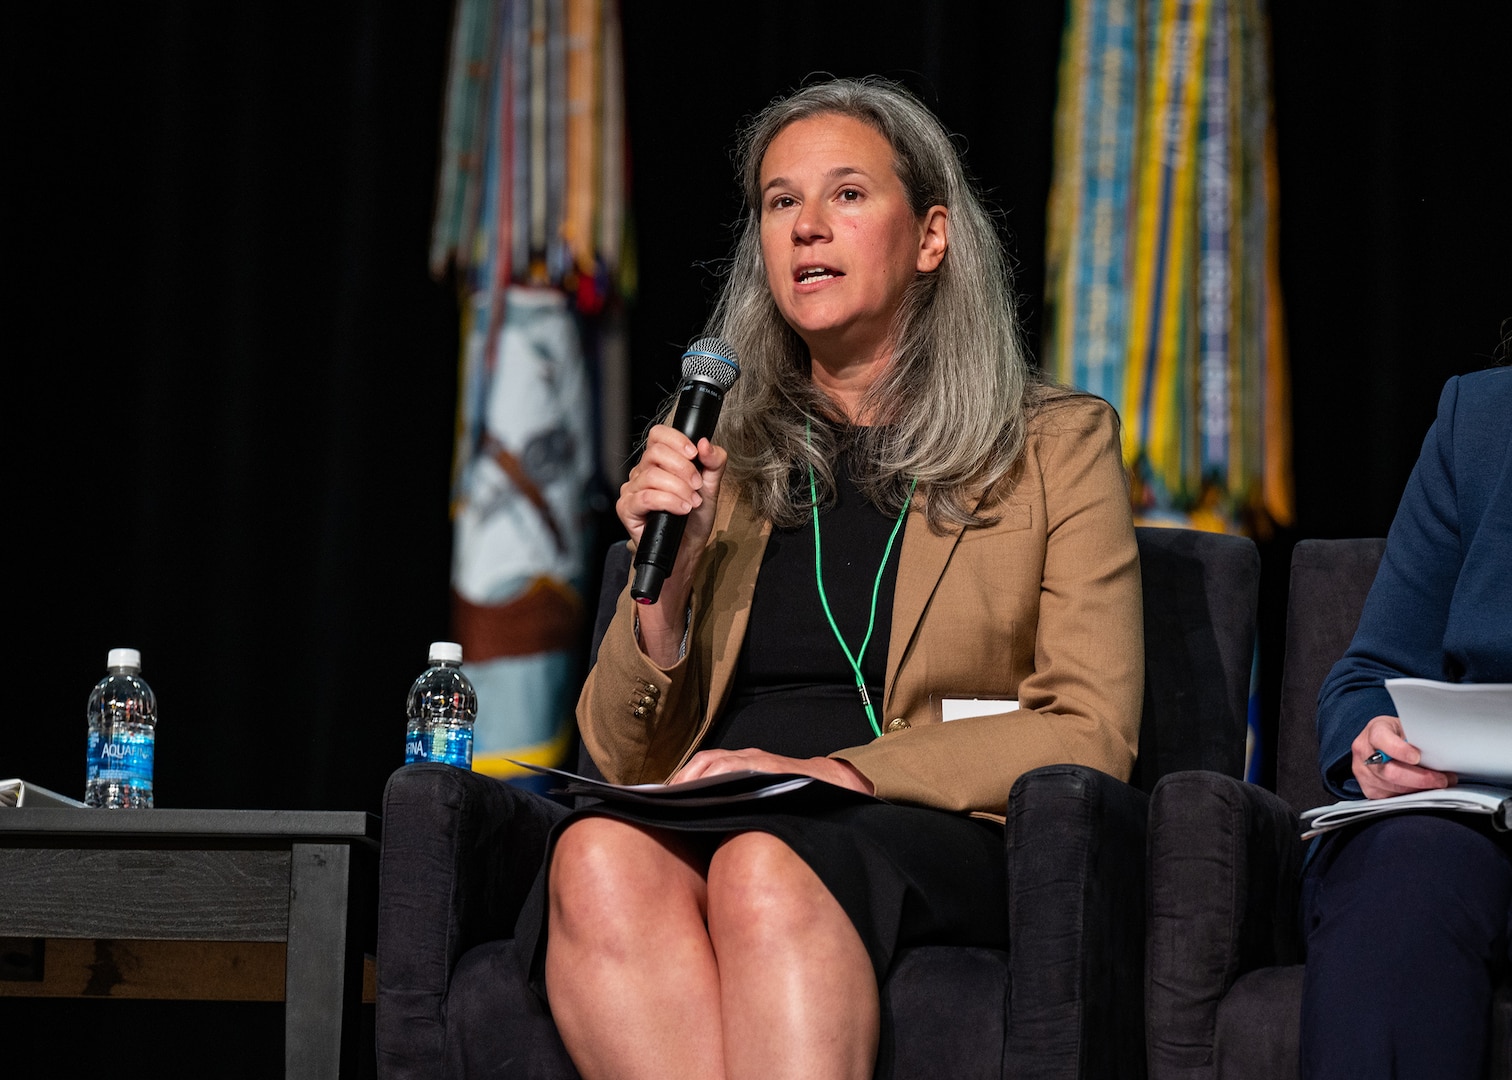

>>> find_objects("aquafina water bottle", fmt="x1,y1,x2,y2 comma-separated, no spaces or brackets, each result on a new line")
404,641,478,768
86,648,158,808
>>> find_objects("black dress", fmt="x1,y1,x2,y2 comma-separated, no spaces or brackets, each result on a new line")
517,455,1008,988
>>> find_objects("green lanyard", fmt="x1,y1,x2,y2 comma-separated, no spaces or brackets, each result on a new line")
806,421,917,739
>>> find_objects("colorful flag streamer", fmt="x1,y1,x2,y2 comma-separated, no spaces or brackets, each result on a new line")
1045,0,1292,780
1045,0,1292,537
430,0,632,779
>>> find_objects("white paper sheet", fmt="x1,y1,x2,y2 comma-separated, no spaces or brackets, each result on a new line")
1386,679,1512,783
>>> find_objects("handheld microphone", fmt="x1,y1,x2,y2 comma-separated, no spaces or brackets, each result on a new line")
630,336,741,604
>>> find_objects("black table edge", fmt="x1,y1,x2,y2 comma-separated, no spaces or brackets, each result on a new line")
0,808,380,849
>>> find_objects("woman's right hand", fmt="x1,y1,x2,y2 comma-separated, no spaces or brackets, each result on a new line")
1350,714,1456,799
617,425,727,663
618,425,727,551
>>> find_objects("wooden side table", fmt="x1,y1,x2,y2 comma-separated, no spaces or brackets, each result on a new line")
0,808,380,1079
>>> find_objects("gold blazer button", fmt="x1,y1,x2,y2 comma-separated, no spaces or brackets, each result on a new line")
886,717,910,733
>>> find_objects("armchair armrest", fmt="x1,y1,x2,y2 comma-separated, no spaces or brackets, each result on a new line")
1145,770,1304,1080
376,763,570,1078
1005,764,1151,1080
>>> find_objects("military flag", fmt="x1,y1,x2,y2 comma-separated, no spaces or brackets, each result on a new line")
430,0,632,778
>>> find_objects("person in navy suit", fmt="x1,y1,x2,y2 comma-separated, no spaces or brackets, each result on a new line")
1305,361,1512,1079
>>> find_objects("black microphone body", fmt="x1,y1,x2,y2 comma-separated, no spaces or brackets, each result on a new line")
631,338,740,604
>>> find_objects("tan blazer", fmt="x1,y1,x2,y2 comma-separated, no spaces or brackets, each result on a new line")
578,394,1144,819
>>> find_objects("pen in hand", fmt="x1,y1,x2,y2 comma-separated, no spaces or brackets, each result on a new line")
1365,750,1392,765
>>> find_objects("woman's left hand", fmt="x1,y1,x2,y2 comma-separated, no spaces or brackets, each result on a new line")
672,749,875,794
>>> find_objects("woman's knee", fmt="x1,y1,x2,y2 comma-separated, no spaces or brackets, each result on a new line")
550,818,704,941
706,832,835,944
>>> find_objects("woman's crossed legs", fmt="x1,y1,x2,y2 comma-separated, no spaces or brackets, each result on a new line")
545,815,879,1080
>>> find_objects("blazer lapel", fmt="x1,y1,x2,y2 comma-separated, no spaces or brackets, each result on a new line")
885,494,966,712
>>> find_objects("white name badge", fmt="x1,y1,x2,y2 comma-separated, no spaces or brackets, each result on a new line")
940,698,1020,722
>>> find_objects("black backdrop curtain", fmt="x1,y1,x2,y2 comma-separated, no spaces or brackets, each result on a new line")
10,2,1509,821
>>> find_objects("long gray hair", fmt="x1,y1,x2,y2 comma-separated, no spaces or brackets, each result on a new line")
704,76,1051,531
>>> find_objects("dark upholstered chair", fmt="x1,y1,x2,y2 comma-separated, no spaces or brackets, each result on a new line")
1144,537,1512,1080
376,526,1260,1079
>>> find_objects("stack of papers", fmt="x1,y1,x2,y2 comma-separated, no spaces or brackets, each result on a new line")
506,760,879,809
1301,783,1511,839
1300,679,1512,839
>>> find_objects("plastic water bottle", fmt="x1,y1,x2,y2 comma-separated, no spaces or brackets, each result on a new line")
85,648,158,808
404,642,478,768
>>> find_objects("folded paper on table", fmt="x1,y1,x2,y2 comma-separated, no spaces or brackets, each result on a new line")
1301,783,1512,839
1386,678,1512,784
504,760,882,810
0,779,88,808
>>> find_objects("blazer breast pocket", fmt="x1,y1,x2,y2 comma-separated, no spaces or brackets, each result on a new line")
955,504,1040,595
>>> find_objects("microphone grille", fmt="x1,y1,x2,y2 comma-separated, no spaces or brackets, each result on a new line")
681,337,741,391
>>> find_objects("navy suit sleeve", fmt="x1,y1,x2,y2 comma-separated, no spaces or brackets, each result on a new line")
1315,377,1466,798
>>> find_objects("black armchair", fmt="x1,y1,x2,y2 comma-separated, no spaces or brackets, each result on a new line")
376,526,1260,1079
1144,537,1512,1080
